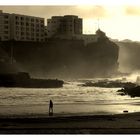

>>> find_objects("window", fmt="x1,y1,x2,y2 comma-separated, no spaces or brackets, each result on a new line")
21,37,24,40
26,37,30,40
36,24,39,27
26,22,29,26
21,17,24,20
31,18,34,22
36,19,39,22
15,16,19,20
16,21,19,25
40,20,44,24
4,36,8,39
31,23,34,27
36,29,39,32
4,21,9,24
26,32,30,36
41,29,44,32
26,17,29,21
4,31,8,34
21,27,24,31
31,28,34,32
21,32,24,35
4,25,9,29
4,15,9,19
16,31,19,35
21,22,24,25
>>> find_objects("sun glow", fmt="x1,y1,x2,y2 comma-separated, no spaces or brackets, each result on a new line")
83,19,98,34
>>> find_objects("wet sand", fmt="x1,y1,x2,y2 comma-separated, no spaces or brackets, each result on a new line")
1,112,140,134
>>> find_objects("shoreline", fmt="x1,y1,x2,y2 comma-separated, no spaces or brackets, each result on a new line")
0,112,140,134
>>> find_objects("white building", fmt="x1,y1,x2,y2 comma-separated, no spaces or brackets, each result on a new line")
46,15,82,39
0,10,45,42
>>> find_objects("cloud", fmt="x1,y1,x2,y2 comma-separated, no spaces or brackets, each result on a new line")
125,6,140,16
76,5,109,19
0,5,109,19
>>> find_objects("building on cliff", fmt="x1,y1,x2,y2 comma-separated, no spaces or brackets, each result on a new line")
45,15,107,45
0,10,107,45
0,10,45,42
45,15,82,38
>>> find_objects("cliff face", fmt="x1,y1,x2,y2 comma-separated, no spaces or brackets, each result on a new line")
85,38,119,77
0,43,19,73
0,38,119,79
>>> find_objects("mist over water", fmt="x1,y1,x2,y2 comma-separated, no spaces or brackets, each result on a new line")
0,79,140,117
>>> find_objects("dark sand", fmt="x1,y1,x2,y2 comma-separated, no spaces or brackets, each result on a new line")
1,112,140,134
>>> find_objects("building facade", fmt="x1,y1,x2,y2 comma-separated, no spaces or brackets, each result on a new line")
0,10,106,44
0,10,45,42
46,15,82,39
0,10,11,41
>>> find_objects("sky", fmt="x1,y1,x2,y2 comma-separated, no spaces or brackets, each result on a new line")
0,5,140,41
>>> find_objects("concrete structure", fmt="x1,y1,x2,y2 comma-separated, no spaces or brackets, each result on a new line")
75,34,98,45
0,10,45,42
54,34,98,45
46,15,82,38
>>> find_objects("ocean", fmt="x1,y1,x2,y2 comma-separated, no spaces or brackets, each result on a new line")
0,79,139,117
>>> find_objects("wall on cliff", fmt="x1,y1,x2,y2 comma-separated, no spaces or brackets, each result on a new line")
0,38,119,79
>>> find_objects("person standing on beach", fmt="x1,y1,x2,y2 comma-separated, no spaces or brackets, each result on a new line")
49,100,53,116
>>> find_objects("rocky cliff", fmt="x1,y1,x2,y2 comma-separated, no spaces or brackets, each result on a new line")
0,37,119,79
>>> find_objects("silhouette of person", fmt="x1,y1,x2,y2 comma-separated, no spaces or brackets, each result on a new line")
49,100,53,116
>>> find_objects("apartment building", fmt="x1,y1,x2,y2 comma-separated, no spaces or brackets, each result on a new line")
0,10,11,41
0,10,45,42
46,15,82,38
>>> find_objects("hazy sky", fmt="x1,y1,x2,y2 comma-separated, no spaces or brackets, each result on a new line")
0,5,140,41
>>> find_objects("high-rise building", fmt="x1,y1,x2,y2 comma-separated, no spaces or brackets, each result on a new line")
0,10,11,41
46,15,82,38
0,10,45,42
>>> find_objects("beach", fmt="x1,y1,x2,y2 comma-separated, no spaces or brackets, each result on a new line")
1,112,140,134
0,83,139,134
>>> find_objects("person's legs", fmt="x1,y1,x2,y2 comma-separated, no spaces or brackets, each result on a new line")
50,107,53,116
49,107,51,116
